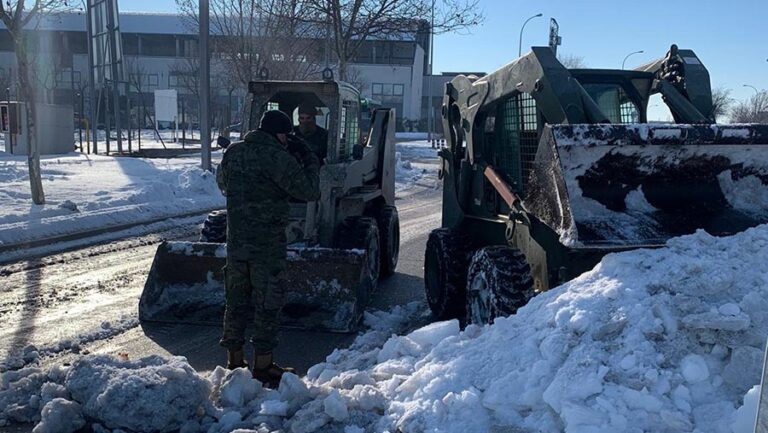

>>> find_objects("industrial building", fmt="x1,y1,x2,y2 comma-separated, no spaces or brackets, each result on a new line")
0,11,465,135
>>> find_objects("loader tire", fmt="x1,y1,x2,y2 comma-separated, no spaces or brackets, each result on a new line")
200,210,227,243
377,206,400,278
465,246,535,325
335,217,381,285
424,228,470,320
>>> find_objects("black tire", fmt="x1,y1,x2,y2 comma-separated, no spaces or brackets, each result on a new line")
377,206,400,278
200,210,227,243
465,246,535,325
424,228,470,320
335,216,380,285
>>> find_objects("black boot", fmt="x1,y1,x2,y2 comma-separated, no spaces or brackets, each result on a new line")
226,348,248,370
252,352,294,388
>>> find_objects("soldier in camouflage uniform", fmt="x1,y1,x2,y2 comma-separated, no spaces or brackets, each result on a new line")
294,103,329,163
216,109,320,386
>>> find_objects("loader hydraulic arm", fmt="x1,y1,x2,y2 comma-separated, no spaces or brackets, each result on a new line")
483,165,520,209
635,46,715,123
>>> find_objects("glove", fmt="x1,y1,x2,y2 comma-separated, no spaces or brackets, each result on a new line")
285,134,308,156
286,135,317,167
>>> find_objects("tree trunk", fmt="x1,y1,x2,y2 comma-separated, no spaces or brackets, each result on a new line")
15,39,45,205
337,57,348,81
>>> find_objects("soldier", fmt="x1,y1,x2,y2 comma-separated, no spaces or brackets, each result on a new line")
294,103,329,163
216,109,320,387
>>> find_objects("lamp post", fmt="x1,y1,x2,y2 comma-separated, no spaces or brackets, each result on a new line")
428,0,435,144
621,50,644,70
518,13,543,57
200,0,211,171
743,84,759,97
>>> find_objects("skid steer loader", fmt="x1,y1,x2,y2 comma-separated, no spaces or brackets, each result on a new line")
425,46,768,325
140,74,399,332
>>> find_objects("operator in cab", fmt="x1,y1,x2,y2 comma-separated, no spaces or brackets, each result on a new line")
294,103,328,164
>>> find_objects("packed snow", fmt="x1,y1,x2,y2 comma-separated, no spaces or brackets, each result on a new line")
0,152,224,248
554,141,768,246
394,140,440,193
3,224,768,432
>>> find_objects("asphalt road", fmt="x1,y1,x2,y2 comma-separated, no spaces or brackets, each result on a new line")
0,160,442,377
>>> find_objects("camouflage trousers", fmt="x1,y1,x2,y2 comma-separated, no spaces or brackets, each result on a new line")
219,254,286,353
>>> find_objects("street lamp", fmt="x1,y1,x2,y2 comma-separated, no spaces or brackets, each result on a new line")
621,50,644,70
200,0,211,172
743,84,759,97
518,13,543,57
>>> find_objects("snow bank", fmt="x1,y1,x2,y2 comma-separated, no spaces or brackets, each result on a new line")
291,225,768,433
4,226,768,432
0,153,223,247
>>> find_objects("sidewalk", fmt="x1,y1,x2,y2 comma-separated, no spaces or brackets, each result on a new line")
0,139,438,257
0,151,224,253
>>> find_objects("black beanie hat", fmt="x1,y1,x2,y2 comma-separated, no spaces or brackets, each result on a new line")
259,110,293,134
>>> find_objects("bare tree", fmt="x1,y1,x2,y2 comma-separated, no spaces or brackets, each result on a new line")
0,1,75,204
730,90,768,124
710,86,734,123
169,57,234,133
557,53,586,69
176,0,323,89
302,0,483,80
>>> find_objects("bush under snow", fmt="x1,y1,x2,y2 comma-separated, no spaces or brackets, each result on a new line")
2,226,768,432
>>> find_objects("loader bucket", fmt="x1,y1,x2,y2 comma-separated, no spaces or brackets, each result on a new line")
139,241,372,332
527,124,768,247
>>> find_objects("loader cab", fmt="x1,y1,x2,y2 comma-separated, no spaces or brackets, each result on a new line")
243,80,364,164
569,70,655,124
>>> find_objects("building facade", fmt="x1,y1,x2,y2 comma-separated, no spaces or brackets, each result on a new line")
0,12,442,132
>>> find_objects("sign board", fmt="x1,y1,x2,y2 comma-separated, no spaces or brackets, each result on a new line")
0,102,19,134
154,90,178,123
1,105,9,133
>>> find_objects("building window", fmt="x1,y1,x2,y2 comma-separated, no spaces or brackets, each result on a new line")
181,38,197,58
372,83,404,97
147,74,159,86
140,34,175,57
123,34,139,55
55,70,82,87
169,73,194,89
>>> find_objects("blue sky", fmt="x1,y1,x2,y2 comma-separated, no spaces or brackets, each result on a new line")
123,0,767,106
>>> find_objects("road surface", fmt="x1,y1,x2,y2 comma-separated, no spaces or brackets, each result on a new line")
0,156,442,376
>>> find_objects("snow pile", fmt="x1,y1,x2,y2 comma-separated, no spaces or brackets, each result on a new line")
4,226,768,432
718,171,768,215
65,355,211,432
1,355,211,431
0,153,223,247
394,151,422,191
0,302,428,431
289,226,768,433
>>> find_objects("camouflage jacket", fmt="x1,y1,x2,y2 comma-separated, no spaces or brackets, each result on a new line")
216,130,320,260
294,125,329,162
